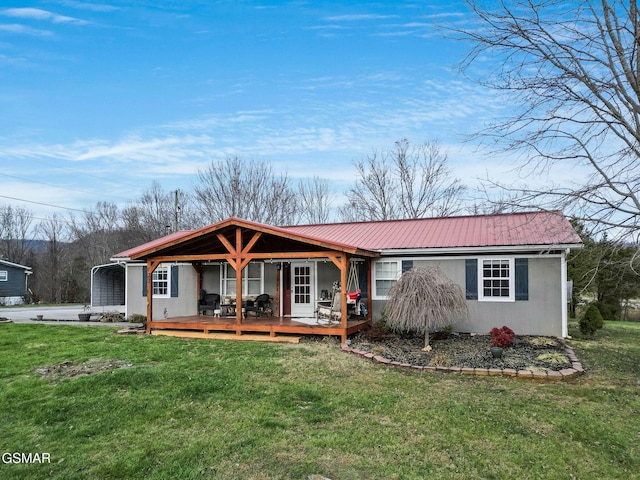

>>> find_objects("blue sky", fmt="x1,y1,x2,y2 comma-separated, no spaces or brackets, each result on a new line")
0,1,517,224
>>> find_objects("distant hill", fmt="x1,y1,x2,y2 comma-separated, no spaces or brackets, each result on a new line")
25,240,56,254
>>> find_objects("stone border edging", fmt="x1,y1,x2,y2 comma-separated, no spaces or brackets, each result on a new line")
342,337,585,381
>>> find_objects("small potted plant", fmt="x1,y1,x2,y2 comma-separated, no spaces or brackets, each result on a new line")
489,326,515,358
78,305,92,322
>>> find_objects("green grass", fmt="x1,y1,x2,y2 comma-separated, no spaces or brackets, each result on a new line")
1,322,639,480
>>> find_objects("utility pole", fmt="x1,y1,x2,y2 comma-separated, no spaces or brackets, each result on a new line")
174,189,180,232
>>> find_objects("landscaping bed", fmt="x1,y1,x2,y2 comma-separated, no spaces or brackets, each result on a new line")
349,328,572,371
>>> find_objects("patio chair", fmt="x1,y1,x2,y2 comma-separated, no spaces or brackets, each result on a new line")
199,293,220,316
317,290,342,323
245,293,272,317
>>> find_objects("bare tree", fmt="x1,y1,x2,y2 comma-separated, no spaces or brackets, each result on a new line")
456,0,640,242
69,201,124,267
297,176,335,224
339,149,397,221
384,266,468,349
0,204,35,264
193,155,299,225
37,213,68,303
395,138,466,218
121,181,195,243
339,139,465,221
82,201,121,234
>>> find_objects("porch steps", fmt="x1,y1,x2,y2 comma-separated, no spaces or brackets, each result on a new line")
151,329,302,343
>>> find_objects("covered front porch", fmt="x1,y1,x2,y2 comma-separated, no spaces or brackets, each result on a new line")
130,218,379,344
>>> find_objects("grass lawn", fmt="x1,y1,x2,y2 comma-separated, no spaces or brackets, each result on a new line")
1,322,639,480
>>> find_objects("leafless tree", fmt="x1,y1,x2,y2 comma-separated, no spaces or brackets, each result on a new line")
395,138,466,218
121,181,199,244
0,204,34,264
339,148,397,222
193,155,299,225
69,201,124,267
339,139,465,221
384,266,468,349
37,213,69,303
297,176,335,225
456,0,640,242
82,201,121,234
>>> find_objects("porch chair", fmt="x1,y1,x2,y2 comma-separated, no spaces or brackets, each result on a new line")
245,293,272,317
199,293,221,316
317,289,342,323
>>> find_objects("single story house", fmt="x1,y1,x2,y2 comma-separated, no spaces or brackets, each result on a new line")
0,259,32,306
108,211,582,342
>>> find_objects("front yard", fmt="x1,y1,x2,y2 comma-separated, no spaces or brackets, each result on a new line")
0,321,639,479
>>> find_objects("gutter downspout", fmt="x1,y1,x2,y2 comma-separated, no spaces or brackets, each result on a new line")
561,249,568,337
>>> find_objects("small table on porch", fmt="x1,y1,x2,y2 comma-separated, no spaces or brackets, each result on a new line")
219,302,246,318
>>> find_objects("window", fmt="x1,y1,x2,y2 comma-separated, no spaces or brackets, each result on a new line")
152,266,169,297
373,260,400,299
222,262,264,296
246,262,262,295
0,271,7,281
479,258,514,302
142,264,178,298
223,264,236,295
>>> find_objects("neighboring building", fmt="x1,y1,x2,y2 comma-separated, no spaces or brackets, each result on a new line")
0,259,32,306
107,211,582,341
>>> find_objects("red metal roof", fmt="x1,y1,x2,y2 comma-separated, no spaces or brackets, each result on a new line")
283,211,582,251
113,229,196,259
113,211,581,259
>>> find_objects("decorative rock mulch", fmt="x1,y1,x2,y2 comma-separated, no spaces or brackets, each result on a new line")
344,332,584,381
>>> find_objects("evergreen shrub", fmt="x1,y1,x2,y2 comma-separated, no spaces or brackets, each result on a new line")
579,304,604,336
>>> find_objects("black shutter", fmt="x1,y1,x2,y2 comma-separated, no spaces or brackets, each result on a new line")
515,258,529,301
401,260,413,273
465,259,478,300
170,265,179,297
358,261,368,299
142,266,147,297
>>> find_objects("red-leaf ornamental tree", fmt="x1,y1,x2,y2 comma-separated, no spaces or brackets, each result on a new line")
384,266,468,349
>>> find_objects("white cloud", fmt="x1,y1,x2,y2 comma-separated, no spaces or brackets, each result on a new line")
324,14,399,22
0,53,28,66
57,1,120,12
0,23,53,36
305,24,347,31
0,8,87,25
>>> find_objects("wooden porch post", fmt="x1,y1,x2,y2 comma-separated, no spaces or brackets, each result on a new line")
235,227,243,329
340,254,348,344
193,263,202,315
275,264,281,317
145,259,161,334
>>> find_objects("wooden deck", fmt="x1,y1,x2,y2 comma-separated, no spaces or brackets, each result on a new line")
147,314,371,343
